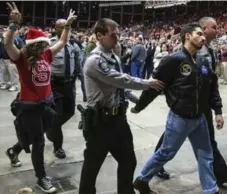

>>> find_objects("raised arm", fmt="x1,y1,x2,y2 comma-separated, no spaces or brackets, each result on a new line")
4,2,21,61
50,9,77,56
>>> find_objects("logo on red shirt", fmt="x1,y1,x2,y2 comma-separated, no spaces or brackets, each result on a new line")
32,59,51,86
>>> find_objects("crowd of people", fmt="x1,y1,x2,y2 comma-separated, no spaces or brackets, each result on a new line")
0,1,227,194
1,8,227,87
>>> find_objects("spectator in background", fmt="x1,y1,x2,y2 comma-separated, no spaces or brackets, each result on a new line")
221,47,227,84
142,41,156,79
130,37,147,78
0,30,24,91
153,43,169,69
84,34,96,56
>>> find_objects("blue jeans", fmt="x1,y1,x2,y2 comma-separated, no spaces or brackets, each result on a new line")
131,62,143,78
139,110,218,194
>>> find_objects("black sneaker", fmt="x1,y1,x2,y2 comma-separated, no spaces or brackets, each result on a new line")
217,180,227,188
5,148,22,167
156,168,170,180
54,148,66,159
36,177,57,193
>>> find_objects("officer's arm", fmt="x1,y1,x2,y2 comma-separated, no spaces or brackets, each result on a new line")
210,73,223,115
84,56,150,90
134,55,178,112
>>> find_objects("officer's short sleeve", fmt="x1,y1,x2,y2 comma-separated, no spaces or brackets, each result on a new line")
84,54,150,90
152,55,179,83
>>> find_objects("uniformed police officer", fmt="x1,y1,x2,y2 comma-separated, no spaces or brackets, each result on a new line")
47,19,79,158
78,18,164,194
199,17,227,187
131,23,223,194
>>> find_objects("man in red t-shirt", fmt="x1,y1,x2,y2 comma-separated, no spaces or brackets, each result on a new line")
4,2,77,193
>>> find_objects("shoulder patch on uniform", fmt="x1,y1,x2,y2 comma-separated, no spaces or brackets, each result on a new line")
98,58,110,73
180,63,191,76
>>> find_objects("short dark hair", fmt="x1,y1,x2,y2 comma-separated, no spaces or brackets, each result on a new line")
94,18,118,36
180,23,202,44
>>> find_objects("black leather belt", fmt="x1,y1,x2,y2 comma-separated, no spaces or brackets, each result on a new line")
183,114,201,119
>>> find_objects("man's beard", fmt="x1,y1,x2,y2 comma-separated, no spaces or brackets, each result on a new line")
191,42,203,50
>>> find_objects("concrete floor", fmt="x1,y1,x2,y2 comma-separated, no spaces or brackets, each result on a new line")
0,81,227,194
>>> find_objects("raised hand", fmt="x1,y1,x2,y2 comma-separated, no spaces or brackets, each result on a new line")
66,9,77,26
6,2,21,24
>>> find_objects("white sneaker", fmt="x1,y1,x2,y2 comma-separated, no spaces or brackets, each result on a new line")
8,85,18,92
0,84,8,90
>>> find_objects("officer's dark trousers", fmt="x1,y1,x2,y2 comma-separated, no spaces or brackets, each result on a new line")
49,82,75,150
14,109,46,179
79,115,137,194
155,108,227,183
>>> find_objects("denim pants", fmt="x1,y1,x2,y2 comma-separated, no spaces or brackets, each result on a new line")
131,62,143,78
139,110,218,194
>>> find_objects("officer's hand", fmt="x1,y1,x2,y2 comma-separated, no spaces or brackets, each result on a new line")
131,107,140,114
66,9,77,26
215,114,224,130
148,78,165,91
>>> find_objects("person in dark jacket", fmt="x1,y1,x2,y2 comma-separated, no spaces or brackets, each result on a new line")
130,37,147,78
152,17,227,187
131,23,223,194
142,42,155,79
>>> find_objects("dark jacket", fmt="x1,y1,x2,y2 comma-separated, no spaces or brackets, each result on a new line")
131,43,147,65
134,47,222,118
0,35,24,59
145,45,155,70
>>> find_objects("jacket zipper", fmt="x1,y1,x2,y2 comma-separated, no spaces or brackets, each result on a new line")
194,57,199,115
196,75,198,114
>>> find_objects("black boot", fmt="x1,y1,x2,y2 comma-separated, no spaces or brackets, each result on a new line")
54,148,66,159
134,177,156,194
156,167,170,179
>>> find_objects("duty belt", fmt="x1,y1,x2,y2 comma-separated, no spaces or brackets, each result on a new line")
101,106,120,116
